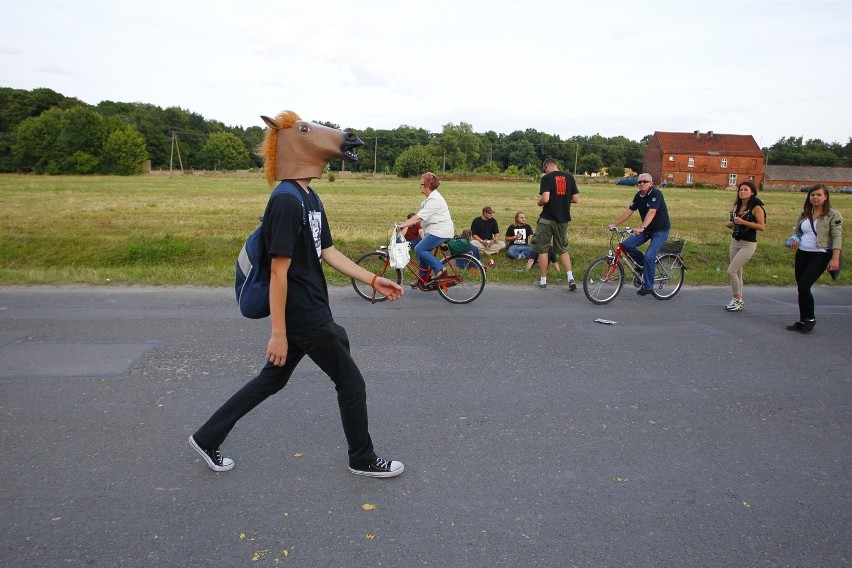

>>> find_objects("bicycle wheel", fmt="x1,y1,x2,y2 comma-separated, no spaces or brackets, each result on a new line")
437,254,486,304
651,254,685,300
583,256,624,305
351,251,402,301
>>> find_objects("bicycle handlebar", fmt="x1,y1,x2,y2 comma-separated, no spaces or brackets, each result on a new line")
608,226,634,234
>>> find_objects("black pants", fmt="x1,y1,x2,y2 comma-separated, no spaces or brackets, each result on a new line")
194,320,376,467
794,249,831,321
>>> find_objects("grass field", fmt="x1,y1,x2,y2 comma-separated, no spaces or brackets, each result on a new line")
0,173,847,287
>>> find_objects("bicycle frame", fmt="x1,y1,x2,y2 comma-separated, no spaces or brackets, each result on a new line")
605,231,643,280
378,243,460,289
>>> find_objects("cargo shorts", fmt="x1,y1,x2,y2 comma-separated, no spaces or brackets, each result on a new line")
532,218,570,255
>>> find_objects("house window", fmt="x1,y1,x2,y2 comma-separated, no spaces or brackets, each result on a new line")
721,158,728,168
686,173,694,184
688,157,695,168
729,174,737,186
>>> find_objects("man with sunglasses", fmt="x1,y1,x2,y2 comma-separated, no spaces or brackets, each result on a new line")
608,173,671,296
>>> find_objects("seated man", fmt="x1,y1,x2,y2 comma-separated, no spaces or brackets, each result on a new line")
506,211,534,260
470,206,506,255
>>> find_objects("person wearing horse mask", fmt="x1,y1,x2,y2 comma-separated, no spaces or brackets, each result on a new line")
190,111,405,478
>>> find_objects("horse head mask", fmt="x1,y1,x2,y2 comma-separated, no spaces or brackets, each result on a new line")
259,111,365,186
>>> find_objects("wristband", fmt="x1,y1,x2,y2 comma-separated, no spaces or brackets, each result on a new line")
370,274,378,289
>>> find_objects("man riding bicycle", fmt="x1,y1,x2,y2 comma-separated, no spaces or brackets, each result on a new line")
608,173,671,295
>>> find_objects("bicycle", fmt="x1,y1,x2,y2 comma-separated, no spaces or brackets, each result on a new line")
351,226,487,304
582,227,686,305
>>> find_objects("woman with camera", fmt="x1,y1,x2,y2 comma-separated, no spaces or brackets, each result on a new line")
724,181,766,312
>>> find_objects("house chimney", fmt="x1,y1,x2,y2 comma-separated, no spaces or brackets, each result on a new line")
694,130,700,137
708,130,714,138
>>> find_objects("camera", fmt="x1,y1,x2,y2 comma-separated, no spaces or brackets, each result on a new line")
730,213,742,239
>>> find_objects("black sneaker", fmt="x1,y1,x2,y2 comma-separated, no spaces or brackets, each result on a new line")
348,457,404,478
568,279,577,291
189,435,234,472
637,288,651,296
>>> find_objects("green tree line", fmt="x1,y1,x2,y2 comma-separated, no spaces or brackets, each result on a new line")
1,87,850,176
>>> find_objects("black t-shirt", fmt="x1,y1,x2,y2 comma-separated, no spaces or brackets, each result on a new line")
539,170,579,223
506,223,534,246
629,187,671,231
263,182,334,332
732,197,765,242
471,216,499,240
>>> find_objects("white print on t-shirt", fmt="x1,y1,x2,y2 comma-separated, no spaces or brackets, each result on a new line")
514,228,528,244
309,211,322,259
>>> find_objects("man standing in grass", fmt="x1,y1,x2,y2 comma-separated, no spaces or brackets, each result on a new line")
532,158,580,290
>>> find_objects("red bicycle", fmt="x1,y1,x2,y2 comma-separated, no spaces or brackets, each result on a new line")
582,227,686,304
351,227,486,304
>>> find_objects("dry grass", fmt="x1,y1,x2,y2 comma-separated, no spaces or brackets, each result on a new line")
0,173,847,286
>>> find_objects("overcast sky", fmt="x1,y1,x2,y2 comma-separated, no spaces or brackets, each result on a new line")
1,0,850,146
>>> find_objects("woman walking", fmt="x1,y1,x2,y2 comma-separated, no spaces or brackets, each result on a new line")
724,181,766,311
786,184,843,334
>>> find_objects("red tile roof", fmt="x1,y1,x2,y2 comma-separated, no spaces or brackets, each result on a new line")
651,131,764,157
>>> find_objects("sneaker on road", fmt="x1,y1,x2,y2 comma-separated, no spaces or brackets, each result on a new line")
348,457,404,478
568,279,577,291
189,435,234,472
726,299,745,311
637,288,651,296
533,281,547,289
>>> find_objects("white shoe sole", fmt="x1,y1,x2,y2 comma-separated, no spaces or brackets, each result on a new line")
348,462,404,478
189,435,234,472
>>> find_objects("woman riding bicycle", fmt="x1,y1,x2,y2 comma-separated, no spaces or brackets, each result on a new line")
396,172,455,288
608,173,671,296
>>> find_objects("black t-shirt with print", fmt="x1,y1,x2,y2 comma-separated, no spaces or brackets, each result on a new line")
506,223,534,246
263,182,334,332
539,170,579,223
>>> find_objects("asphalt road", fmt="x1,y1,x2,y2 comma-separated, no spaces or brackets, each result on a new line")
1,283,850,567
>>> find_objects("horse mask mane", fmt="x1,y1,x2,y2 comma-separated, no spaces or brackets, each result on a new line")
259,111,365,186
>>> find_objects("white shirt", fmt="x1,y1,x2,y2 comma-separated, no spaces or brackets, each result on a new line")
799,219,826,252
417,190,454,238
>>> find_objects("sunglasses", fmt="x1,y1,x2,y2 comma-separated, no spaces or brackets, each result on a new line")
637,180,651,185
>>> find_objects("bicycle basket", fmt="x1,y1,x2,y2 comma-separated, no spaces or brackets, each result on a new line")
659,239,685,254
447,237,471,255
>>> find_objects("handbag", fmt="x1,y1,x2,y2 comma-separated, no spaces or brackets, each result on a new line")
388,232,410,269
447,237,471,255
828,251,842,280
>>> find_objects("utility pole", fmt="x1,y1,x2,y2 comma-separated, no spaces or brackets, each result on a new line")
573,143,579,175
373,137,378,176
169,131,184,174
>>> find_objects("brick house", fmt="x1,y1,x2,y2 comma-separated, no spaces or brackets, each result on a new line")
764,165,852,191
644,131,765,188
